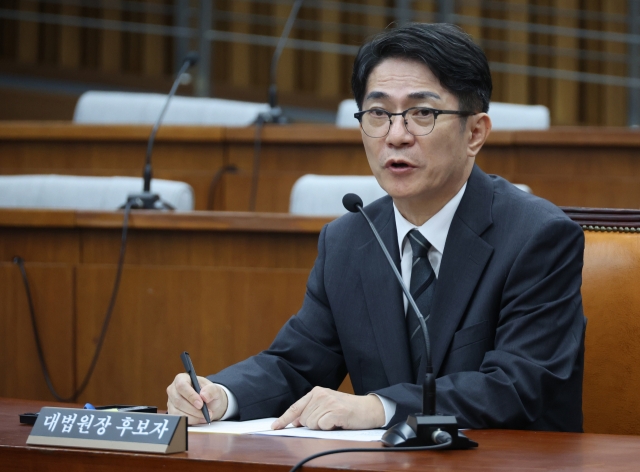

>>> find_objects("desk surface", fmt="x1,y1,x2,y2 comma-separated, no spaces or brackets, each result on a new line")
1,398,639,472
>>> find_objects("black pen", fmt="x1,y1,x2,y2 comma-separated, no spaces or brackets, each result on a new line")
180,351,211,424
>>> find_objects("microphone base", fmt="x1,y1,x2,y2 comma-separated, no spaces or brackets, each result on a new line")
121,193,175,211
260,107,288,124
381,414,478,449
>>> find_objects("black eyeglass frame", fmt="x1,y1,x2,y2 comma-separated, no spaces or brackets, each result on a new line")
353,107,477,138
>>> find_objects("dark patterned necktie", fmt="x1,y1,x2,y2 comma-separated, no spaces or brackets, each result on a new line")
405,229,436,383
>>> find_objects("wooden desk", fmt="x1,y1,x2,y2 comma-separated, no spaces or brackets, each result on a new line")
2,208,640,437
1,122,640,211
2,398,639,472
0,209,330,407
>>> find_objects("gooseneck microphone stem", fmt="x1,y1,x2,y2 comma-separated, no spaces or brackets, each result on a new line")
259,0,304,124
247,2,303,210
143,57,194,193
123,52,197,210
343,193,477,450
352,200,432,374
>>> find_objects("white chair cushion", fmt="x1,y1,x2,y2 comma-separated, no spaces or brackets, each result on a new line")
290,175,387,217
290,174,532,217
488,102,550,130
336,99,360,128
335,99,550,131
0,175,194,211
73,91,270,127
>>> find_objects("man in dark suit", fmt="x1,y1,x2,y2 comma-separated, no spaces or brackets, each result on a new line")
167,23,585,432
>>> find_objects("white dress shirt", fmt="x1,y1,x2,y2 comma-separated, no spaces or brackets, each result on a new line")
375,182,467,425
219,183,467,425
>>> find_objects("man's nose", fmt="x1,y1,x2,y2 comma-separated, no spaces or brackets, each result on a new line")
386,116,413,145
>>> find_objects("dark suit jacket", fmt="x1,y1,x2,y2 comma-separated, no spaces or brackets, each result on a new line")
209,165,586,432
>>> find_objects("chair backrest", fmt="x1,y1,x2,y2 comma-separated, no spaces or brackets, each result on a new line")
335,99,550,131
564,208,640,435
0,175,194,211
336,99,360,128
73,91,270,126
487,102,550,130
290,175,532,217
290,175,387,216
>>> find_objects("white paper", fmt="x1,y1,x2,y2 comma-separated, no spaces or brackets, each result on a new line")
188,417,279,434
253,427,386,442
188,418,385,442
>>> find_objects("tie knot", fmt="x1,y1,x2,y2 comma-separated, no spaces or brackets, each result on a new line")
407,229,431,259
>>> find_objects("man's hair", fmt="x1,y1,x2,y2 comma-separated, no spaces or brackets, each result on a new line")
351,23,492,114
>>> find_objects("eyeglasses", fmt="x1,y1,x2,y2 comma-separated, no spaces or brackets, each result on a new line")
354,107,477,138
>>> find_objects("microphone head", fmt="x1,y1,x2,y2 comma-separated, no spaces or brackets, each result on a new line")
342,193,363,213
184,52,199,67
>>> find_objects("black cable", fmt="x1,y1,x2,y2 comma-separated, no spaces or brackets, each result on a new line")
207,165,238,210
13,200,134,402
249,114,266,212
288,439,453,472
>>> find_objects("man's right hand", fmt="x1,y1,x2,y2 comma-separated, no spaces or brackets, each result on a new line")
166,373,228,424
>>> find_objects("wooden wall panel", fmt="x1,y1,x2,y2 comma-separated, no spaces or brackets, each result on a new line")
74,266,309,407
16,0,38,65
274,2,295,97
1,1,633,125
224,140,368,212
505,0,529,104
0,264,75,401
552,0,580,125
79,228,319,269
59,4,80,69
0,210,327,406
602,2,627,127
100,0,122,73
318,6,341,99
0,227,79,263
143,0,165,77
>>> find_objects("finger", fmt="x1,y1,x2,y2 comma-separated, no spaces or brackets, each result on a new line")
317,411,345,431
167,374,207,418
168,405,206,425
297,395,325,430
298,388,331,430
176,373,206,408
272,392,313,429
167,397,208,425
200,383,228,421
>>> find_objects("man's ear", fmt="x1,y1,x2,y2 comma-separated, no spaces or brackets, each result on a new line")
467,113,492,158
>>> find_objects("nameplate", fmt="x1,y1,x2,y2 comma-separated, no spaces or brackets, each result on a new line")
27,407,187,454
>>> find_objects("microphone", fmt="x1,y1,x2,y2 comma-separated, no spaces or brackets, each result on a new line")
342,193,477,450
247,0,303,210
261,0,304,124
123,52,199,210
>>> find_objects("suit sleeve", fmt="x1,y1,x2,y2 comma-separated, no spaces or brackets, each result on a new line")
373,216,586,430
206,225,348,420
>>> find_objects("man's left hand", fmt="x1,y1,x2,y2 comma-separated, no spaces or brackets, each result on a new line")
271,387,385,430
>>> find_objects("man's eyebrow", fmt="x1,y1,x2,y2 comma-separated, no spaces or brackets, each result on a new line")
408,91,441,100
364,91,389,101
364,91,441,101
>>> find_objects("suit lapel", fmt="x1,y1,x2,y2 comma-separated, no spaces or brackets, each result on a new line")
428,165,495,376
359,199,413,386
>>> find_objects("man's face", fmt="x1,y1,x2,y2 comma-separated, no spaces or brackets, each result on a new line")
360,57,476,212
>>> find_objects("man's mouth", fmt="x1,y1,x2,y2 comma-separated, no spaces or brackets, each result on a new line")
386,160,414,169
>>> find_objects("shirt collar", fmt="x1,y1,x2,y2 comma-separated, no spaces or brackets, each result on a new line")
394,182,467,256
